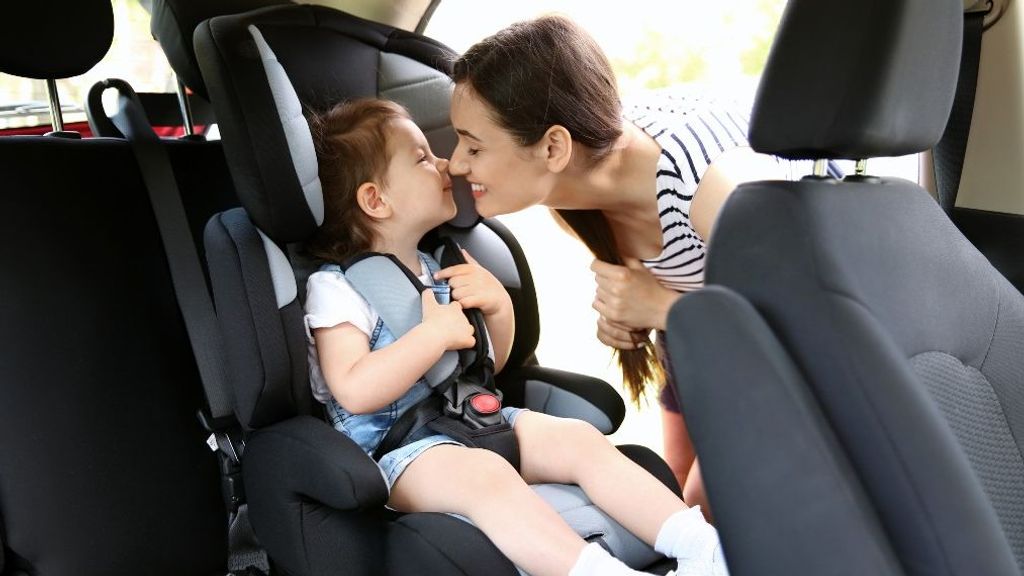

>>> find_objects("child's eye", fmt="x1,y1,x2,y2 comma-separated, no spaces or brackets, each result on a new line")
417,155,429,163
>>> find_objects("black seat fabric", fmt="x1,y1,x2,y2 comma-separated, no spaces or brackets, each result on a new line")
1,1,242,572
667,0,1024,575
183,2,672,574
0,138,233,576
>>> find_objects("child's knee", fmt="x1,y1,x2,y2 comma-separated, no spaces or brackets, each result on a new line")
461,447,521,493
562,417,606,448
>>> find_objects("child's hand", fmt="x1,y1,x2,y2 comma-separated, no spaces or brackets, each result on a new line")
420,289,475,350
433,249,513,316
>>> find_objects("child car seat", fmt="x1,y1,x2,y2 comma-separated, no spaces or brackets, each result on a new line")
667,0,1024,575
142,1,682,574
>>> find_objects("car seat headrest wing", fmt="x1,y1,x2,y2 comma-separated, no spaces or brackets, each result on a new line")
749,0,963,160
0,0,113,79
249,25,326,230
150,0,290,100
195,4,479,244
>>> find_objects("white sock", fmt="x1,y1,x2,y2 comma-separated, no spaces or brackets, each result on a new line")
654,507,729,576
568,542,651,576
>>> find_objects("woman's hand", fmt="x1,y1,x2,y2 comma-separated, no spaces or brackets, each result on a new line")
596,314,650,350
420,290,475,350
434,249,513,317
591,257,680,332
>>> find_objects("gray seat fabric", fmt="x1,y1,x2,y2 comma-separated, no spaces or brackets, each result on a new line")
665,0,1024,575
699,179,1023,576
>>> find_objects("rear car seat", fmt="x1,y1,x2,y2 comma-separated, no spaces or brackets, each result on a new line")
0,1,240,574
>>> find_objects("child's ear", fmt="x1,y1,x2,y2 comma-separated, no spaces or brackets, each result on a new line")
537,124,573,173
356,181,392,219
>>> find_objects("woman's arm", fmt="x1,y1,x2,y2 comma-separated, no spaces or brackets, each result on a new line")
689,146,787,241
315,291,475,413
591,146,787,336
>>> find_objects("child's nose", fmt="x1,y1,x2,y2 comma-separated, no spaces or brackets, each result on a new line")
436,157,450,173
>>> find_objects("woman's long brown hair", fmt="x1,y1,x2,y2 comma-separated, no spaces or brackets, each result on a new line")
553,209,665,405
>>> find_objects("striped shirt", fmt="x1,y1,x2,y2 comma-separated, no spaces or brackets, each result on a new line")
624,87,754,292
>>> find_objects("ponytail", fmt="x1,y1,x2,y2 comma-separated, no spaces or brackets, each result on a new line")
554,209,665,405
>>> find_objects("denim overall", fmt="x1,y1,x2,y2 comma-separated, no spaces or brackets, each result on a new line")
318,251,522,488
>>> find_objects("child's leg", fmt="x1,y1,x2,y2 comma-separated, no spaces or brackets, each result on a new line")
514,412,727,574
389,443,641,576
516,411,687,545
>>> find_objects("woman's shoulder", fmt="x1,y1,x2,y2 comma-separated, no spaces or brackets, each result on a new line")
624,84,754,155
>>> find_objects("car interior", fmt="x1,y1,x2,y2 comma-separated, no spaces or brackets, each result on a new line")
1,0,1022,575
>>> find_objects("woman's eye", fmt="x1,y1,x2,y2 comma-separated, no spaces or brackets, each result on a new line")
467,148,480,156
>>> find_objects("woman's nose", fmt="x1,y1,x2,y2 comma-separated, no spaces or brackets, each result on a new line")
448,150,468,176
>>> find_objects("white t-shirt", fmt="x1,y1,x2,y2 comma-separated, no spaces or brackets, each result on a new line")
303,261,433,404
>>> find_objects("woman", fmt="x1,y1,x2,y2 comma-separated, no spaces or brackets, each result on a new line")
447,14,788,518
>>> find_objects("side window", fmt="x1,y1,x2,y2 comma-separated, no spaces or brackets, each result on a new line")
426,1,784,99
426,1,919,183
0,0,175,132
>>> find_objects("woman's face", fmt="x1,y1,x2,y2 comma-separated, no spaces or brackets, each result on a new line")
449,83,551,217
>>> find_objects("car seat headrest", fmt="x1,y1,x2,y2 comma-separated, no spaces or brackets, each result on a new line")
195,4,479,245
150,0,290,100
749,0,963,160
0,0,113,79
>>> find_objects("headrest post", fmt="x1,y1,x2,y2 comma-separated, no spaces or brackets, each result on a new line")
813,159,829,177
854,159,868,176
175,78,195,137
45,79,64,132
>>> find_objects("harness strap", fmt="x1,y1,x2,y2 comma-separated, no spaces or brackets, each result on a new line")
373,395,444,460
435,237,492,371
343,252,461,389
342,240,519,469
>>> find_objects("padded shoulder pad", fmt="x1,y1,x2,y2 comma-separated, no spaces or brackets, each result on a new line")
343,254,460,386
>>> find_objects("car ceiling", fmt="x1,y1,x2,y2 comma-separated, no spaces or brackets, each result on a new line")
137,0,440,33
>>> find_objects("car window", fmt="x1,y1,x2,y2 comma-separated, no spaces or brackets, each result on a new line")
427,0,781,98
0,0,175,132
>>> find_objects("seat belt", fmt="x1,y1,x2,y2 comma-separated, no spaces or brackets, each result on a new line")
934,10,985,214
102,78,269,576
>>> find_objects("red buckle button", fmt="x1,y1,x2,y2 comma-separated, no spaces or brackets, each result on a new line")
470,394,500,414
